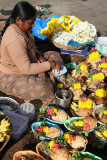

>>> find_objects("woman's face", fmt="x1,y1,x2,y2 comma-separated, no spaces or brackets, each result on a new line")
16,15,36,32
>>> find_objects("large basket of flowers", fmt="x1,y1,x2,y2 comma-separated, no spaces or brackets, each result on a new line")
41,15,97,51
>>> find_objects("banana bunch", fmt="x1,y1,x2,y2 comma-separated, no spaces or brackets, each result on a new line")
0,118,11,142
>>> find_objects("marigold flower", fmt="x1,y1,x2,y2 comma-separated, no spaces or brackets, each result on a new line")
89,51,100,61
75,120,84,127
80,64,87,71
74,83,81,89
64,133,70,139
102,129,107,138
92,73,104,81
49,140,55,149
53,108,58,113
43,126,49,133
103,110,107,115
95,89,107,97
98,63,107,68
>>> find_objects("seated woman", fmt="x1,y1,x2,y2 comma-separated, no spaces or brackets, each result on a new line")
0,1,63,105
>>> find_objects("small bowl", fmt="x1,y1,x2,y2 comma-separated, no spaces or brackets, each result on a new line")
71,151,103,160
31,120,63,140
94,128,107,145
13,150,46,160
40,106,69,124
92,104,106,125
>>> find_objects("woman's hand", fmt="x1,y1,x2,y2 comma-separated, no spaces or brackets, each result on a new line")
49,61,62,70
39,56,46,62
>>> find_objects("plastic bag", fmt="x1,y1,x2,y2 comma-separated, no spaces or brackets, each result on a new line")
32,15,62,40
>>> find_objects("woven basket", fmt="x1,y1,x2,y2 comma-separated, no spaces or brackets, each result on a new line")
51,39,88,50
0,111,11,152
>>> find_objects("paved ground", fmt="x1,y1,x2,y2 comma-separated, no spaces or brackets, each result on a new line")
0,0,107,36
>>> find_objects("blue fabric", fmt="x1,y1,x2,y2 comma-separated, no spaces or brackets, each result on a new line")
68,40,95,47
32,15,62,40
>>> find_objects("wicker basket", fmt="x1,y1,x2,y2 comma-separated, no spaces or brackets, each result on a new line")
0,111,11,152
51,39,88,50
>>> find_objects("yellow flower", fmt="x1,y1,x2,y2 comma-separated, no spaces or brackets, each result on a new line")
75,120,84,127
103,110,107,115
42,108,46,112
43,126,49,133
53,108,58,113
67,139,71,144
74,83,81,89
71,102,78,111
64,133,70,139
49,140,55,149
89,51,100,61
57,83,63,90
95,131,106,141
98,63,107,68
95,89,107,97
80,65,87,71
102,129,107,138
92,73,105,81
78,99,92,109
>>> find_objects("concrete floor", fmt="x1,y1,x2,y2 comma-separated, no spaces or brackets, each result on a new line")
0,0,107,36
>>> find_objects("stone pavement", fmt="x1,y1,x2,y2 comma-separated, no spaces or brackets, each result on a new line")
0,0,107,36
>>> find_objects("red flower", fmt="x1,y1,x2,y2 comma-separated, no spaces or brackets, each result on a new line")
91,47,95,51
83,61,88,65
96,67,101,71
36,126,43,132
83,124,90,131
81,97,88,102
102,59,106,63
50,152,53,156
51,143,59,149
78,76,83,81
47,108,54,115
101,83,106,86
69,135,76,141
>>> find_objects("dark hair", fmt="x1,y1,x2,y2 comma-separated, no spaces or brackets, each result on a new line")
1,1,36,37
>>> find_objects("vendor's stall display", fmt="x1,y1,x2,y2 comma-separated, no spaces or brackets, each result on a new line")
31,120,63,140
0,111,11,152
64,116,97,137
13,150,46,160
70,96,96,117
94,124,107,145
95,36,107,56
38,106,69,124
87,49,101,68
36,141,71,160
71,151,103,160
0,97,19,112
92,103,107,125
63,132,88,153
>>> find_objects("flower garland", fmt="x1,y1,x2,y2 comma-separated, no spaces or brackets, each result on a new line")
49,140,60,149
